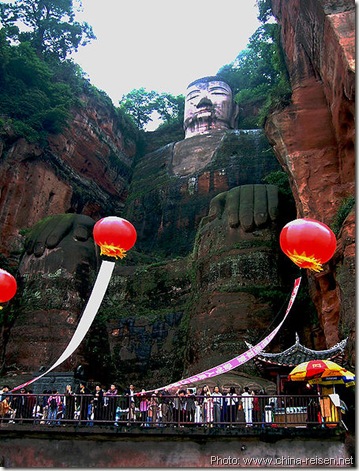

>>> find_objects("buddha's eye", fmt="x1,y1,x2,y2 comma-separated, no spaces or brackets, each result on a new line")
209,87,230,96
187,91,200,101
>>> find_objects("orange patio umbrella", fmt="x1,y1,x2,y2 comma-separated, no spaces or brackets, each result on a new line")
288,360,355,387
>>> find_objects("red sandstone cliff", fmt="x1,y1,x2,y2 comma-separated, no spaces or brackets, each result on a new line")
0,92,136,260
0,91,137,377
265,0,355,363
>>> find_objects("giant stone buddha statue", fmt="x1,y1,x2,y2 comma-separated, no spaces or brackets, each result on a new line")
184,76,239,138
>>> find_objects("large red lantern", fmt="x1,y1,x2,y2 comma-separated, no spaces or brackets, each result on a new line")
93,216,137,259
0,269,17,305
279,218,336,272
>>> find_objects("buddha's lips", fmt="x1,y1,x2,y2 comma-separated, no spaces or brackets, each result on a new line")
189,110,214,121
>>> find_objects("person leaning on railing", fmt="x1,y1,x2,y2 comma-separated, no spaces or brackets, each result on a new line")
63,384,76,423
76,383,91,424
225,387,239,425
105,384,118,422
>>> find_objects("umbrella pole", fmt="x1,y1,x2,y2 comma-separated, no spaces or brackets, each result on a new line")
317,384,324,427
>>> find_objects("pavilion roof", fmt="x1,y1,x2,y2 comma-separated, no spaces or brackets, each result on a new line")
246,334,347,369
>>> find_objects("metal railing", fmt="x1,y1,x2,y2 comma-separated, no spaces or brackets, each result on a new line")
0,393,343,429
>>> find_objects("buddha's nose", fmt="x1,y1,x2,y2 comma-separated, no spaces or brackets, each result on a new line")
197,96,213,108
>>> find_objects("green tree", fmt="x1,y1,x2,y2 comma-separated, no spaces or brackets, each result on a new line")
154,92,185,126
120,88,185,130
119,88,158,130
256,0,273,23
217,16,291,128
0,0,95,60
0,39,75,141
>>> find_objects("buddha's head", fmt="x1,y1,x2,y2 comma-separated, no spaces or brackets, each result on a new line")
184,76,238,138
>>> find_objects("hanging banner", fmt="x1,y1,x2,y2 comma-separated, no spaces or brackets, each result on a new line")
11,261,115,392
157,276,302,391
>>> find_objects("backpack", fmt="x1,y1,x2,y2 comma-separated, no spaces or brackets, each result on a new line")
50,397,57,409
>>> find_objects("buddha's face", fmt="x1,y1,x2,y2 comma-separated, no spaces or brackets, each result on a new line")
184,79,234,138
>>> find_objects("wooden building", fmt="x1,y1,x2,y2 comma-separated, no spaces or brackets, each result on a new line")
247,334,348,394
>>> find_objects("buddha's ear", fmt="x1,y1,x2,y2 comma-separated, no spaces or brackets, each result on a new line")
230,102,240,129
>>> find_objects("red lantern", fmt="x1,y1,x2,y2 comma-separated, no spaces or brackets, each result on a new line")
0,269,17,304
93,216,137,259
279,218,336,272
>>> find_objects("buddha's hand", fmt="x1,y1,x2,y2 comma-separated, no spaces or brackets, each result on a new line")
25,213,96,257
204,184,278,232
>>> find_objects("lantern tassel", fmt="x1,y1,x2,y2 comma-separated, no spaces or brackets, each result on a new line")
287,249,323,272
99,242,127,259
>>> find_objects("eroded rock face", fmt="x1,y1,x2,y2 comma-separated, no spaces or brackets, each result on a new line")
266,0,355,359
2,128,284,388
4,214,99,374
91,258,193,387
0,93,135,258
0,92,136,377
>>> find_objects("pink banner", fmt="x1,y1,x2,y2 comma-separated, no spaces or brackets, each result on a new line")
157,277,302,391
11,275,300,394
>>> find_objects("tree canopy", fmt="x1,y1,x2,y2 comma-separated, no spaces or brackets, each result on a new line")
119,88,184,131
0,0,290,141
0,0,101,142
217,8,291,128
0,30,80,142
0,0,95,60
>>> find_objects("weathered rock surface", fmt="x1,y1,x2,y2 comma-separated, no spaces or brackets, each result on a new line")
4,214,99,374
0,92,135,259
266,0,355,362
0,91,136,377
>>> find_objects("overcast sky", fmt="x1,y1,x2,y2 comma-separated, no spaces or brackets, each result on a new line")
72,0,261,104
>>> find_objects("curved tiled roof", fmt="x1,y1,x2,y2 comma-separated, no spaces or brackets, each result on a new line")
246,334,347,369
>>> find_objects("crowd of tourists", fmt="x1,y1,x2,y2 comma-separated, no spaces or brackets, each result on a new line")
0,383,278,427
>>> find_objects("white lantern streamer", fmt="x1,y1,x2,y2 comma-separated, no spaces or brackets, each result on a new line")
12,261,115,392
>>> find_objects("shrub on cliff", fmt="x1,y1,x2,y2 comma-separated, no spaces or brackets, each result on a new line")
0,37,76,142
0,0,98,142
331,196,355,236
217,4,291,129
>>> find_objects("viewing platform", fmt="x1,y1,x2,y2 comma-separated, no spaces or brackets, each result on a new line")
1,392,352,467
0,392,347,431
